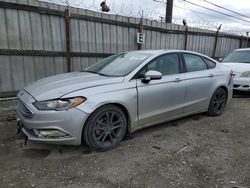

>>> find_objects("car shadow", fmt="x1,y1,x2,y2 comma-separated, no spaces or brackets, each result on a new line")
129,112,206,138
21,141,93,157
233,90,250,98
14,132,93,157
18,112,208,154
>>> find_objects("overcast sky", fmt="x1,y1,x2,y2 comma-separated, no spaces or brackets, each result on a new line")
43,0,250,34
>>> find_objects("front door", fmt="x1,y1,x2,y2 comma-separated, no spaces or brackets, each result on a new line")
136,53,186,129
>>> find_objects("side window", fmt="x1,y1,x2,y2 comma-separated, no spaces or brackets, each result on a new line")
183,54,208,72
147,53,180,76
204,57,216,69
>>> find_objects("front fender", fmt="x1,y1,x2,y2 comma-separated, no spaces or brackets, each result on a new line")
63,81,138,133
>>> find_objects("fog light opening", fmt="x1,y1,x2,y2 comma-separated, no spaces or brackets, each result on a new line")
34,129,69,138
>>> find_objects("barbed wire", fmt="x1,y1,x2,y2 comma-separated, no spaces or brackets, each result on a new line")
44,0,249,35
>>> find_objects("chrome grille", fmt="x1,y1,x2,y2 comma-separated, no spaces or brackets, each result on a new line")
17,99,33,119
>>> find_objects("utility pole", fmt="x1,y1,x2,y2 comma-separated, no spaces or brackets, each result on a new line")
165,0,173,23
65,0,72,72
137,11,144,50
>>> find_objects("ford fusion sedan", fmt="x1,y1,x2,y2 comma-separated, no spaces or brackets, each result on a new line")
221,48,250,91
17,50,233,151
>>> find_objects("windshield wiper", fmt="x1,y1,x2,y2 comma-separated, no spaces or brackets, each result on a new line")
81,70,112,77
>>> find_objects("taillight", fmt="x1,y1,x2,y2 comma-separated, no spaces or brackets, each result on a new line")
230,70,235,77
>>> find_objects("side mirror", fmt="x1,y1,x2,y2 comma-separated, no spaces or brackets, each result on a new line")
142,70,162,83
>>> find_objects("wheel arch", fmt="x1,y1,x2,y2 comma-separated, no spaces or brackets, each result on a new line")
217,85,228,100
207,85,229,116
109,102,132,133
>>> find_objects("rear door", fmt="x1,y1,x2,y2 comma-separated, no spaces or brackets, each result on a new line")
136,53,186,129
181,53,217,114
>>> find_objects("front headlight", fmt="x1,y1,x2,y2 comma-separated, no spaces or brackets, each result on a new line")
33,97,86,111
240,71,250,77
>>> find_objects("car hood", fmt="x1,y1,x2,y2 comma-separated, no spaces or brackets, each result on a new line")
221,62,250,73
23,72,124,101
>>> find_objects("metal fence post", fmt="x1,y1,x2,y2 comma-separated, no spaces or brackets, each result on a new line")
64,9,72,72
184,27,188,50
239,35,243,48
213,30,220,59
245,32,249,48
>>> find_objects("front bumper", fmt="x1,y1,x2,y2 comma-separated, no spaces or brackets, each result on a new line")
233,77,250,91
16,90,89,145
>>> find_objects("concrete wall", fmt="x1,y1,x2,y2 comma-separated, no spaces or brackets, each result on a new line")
0,0,244,95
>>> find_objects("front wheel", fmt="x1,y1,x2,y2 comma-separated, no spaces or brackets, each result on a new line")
83,105,127,151
207,88,227,116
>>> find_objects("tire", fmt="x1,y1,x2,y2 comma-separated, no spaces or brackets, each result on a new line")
207,88,227,116
83,105,127,151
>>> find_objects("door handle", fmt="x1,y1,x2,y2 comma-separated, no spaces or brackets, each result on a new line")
174,78,181,82
208,74,214,78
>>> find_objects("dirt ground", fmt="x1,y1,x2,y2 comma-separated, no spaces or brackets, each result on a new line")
0,93,249,188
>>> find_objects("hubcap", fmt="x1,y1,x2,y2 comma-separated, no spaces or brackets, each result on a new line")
93,111,124,147
212,90,226,114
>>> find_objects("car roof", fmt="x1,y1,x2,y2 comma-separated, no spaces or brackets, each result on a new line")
234,48,250,52
128,50,165,55
127,49,207,56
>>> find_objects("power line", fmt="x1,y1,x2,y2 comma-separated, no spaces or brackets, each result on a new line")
182,2,217,29
152,0,165,3
157,0,249,24
183,0,250,24
174,3,249,29
200,0,250,19
174,5,228,21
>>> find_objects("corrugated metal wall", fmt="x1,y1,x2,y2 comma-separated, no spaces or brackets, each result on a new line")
0,0,245,95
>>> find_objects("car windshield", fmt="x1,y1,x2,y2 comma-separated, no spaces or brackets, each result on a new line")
222,50,250,63
85,52,151,77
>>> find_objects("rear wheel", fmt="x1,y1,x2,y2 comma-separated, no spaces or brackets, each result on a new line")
83,105,127,151
207,88,227,116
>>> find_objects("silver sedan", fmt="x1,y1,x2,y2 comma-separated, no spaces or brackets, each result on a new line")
17,50,233,151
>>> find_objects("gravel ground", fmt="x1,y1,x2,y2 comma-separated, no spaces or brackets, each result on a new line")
0,94,249,188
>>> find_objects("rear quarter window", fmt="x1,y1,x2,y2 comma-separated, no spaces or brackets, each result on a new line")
204,57,216,69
